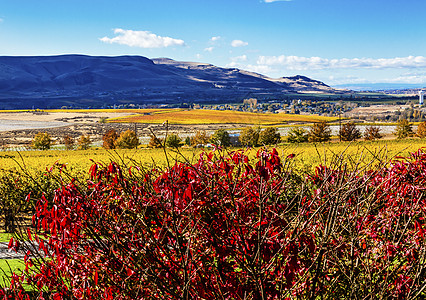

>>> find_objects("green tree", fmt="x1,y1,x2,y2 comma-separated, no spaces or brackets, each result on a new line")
364,126,383,141
166,134,183,148
287,127,309,143
102,129,118,149
339,122,361,141
115,130,139,149
185,136,192,146
210,129,231,147
394,119,413,139
259,127,281,145
239,126,260,147
308,121,331,142
77,135,91,150
32,132,52,150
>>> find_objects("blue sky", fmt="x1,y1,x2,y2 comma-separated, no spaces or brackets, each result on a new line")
1,0,426,87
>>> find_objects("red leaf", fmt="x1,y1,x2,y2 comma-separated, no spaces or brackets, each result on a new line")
126,268,135,277
27,228,32,241
416,221,424,239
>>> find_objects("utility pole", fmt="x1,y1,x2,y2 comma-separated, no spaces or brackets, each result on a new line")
339,109,342,142
134,123,138,149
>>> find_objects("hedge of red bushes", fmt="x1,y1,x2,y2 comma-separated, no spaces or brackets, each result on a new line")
4,148,426,299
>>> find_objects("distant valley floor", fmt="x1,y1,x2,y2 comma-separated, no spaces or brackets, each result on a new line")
0,111,246,148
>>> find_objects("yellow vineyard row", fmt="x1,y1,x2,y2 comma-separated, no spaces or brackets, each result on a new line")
0,139,424,176
107,109,337,125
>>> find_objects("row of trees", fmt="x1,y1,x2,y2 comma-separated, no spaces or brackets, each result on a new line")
239,127,281,147
287,119,426,143
148,127,282,149
286,121,382,143
102,129,139,149
148,133,186,149
394,119,426,139
148,130,227,149
32,129,140,150
32,119,426,150
32,133,91,150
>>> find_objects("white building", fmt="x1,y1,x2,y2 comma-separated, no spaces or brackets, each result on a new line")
420,90,425,105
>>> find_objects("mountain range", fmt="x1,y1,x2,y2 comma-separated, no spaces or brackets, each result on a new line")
0,55,343,109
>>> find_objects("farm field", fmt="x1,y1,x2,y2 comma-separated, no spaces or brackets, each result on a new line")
0,108,337,126
0,138,424,175
0,109,341,148
0,148,202,176
0,260,25,284
107,109,338,125
0,109,166,124
0,108,170,114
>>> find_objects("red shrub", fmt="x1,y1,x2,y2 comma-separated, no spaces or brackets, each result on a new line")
5,148,426,299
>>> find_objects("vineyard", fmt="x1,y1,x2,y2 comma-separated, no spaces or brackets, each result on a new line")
0,138,424,175
107,109,337,125
0,108,336,125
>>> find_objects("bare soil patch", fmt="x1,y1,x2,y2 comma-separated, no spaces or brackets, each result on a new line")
0,111,246,147
345,104,410,118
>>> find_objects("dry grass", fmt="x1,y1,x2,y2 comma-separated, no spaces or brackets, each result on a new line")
0,138,424,176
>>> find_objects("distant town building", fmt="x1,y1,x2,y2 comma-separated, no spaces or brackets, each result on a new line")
419,90,424,105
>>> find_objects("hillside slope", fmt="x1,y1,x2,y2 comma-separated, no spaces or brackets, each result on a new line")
0,55,342,109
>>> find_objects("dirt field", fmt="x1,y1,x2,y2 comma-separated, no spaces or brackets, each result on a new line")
0,107,407,148
344,104,411,118
0,111,246,148
0,111,135,123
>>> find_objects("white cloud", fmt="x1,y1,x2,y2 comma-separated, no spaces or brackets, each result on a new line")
99,29,185,48
385,74,426,84
256,55,426,70
196,53,203,60
210,36,221,42
225,55,274,75
399,71,426,77
226,62,238,68
264,0,292,2
329,74,426,85
232,55,248,62
327,75,369,85
226,55,248,68
204,47,214,52
0,18,3,23
244,64,275,74
231,39,248,47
